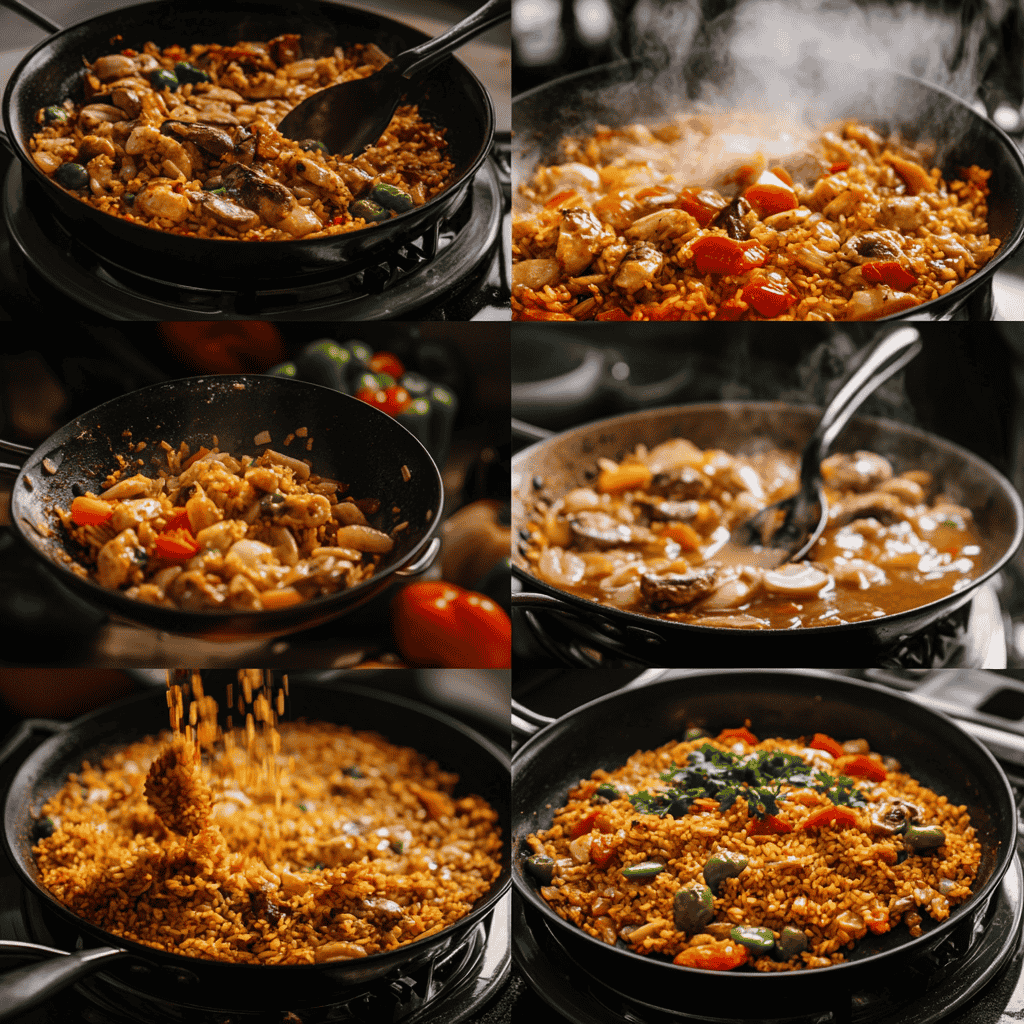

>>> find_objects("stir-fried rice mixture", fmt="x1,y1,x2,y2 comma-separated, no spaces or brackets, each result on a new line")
521,439,983,628
513,115,999,321
54,438,398,611
29,35,453,239
33,674,501,965
523,726,980,971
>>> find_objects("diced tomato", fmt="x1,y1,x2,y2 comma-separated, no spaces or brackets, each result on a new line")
70,495,113,526
155,529,199,561
830,161,850,173
861,260,916,290
747,814,792,836
690,236,767,275
742,275,795,318
714,299,746,321
744,169,798,216
717,726,758,745
674,941,750,970
164,507,192,532
675,188,726,227
590,833,619,867
368,351,405,379
800,806,861,830
660,521,702,550
595,308,630,321
332,215,343,226
838,754,888,782
357,385,414,416
570,808,613,840
809,733,844,758
863,903,891,934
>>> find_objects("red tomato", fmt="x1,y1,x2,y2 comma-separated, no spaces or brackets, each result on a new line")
800,806,861,830
391,581,511,669
744,181,797,216
714,299,746,321
368,351,405,379
861,260,916,290
675,188,725,227
164,507,191,533
742,276,795,318
155,529,199,561
596,308,630,321
570,808,613,840
838,754,888,782
717,726,758,745
809,733,844,758
690,236,767,275
747,814,792,836
70,495,113,526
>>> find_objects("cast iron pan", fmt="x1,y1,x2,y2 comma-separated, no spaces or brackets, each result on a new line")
512,670,1017,1017
512,60,1024,320
511,402,1024,666
1,0,495,283
3,374,443,640
0,682,510,1016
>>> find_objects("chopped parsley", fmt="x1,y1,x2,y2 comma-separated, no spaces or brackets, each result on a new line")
629,743,866,821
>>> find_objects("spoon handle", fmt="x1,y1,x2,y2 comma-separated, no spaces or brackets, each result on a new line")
801,327,923,480
392,0,511,79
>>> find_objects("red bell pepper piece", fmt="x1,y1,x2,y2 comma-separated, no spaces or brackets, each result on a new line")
675,188,725,227
155,529,199,561
674,941,750,970
164,507,191,533
690,236,767,275
744,182,797,216
747,814,792,836
391,581,511,669
70,495,114,526
838,754,888,782
590,833,619,867
717,726,758,745
368,351,405,380
595,307,630,321
570,808,613,839
800,806,861,830
714,298,746,321
861,261,916,290
830,161,850,173
741,275,795,318
809,733,844,758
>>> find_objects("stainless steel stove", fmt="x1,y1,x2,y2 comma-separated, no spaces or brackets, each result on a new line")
509,668,1024,1024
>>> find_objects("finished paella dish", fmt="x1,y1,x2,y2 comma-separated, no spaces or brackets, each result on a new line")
513,114,1000,321
522,725,980,971
28,35,452,239
54,436,399,611
521,438,983,628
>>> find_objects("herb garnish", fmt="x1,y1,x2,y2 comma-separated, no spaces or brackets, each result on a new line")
629,743,866,821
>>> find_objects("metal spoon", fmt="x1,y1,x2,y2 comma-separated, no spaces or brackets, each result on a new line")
709,327,923,570
277,0,510,156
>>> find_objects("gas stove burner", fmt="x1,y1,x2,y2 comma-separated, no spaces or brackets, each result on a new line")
513,855,1023,1024
11,886,510,1024
2,155,502,320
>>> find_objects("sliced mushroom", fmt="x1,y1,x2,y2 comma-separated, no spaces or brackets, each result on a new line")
568,511,636,549
821,452,894,492
634,496,700,522
196,190,261,229
831,492,909,528
640,567,718,611
161,120,235,156
649,466,710,500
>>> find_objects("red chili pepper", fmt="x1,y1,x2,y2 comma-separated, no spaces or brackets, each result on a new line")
741,276,795,318
70,495,114,526
747,814,792,836
717,726,758,745
838,754,888,782
674,942,750,970
830,161,850,173
155,529,199,561
570,807,613,839
800,806,861,830
861,260,916,290
809,733,844,758
368,351,405,379
714,299,746,321
391,581,511,669
690,236,767,275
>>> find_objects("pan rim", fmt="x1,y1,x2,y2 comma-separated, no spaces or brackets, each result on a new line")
3,682,511,975
511,399,1024,638
511,667,1017,983
511,57,1024,321
11,372,445,623
2,0,496,254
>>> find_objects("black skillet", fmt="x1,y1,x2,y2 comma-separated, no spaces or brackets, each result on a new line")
512,60,1024,320
512,669,1018,1018
0,681,511,1017
1,374,443,640
511,402,1024,666
0,0,495,284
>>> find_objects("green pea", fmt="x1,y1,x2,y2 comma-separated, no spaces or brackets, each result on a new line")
174,61,210,84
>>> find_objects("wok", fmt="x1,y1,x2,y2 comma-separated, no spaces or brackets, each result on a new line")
511,402,1024,666
1,374,443,641
0,682,510,1017
0,0,495,283
512,669,1018,1018
512,60,1024,320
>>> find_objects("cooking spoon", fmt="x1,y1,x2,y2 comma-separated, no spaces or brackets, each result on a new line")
277,0,510,156
708,327,923,571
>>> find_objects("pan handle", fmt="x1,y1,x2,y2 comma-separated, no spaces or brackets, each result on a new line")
0,942,127,1022
511,698,555,740
392,0,511,80
0,435,32,474
511,418,555,444
0,0,62,34
393,536,441,577
0,718,63,771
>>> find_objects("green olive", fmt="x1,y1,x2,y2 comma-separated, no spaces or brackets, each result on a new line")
174,61,210,84
369,182,414,212
673,883,713,932
904,825,946,853
774,926,808,960
730,925,775,956
593,783,620,803
53,162,88,189
620,859,667,880
43,105,68,124
524,854,555,885
703,851,748,894
150,68,179,91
